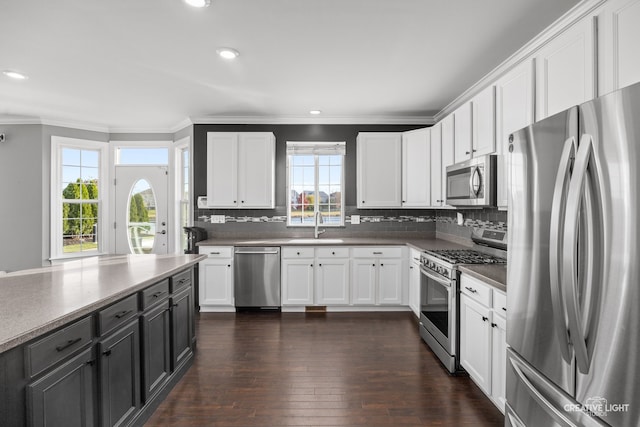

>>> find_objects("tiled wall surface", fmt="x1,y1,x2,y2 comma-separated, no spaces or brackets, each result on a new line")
194,205,507,240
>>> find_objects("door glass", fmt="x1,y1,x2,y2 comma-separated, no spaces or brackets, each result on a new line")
127,179,157,254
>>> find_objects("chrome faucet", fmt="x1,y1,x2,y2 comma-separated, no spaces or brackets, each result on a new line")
314,211,325,239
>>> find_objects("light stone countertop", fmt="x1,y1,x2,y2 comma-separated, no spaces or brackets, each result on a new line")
197,236,473,252
458,264,507,292
0,254,205,353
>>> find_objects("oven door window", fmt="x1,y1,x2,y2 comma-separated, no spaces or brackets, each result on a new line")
421,274,451,338
447,168,472,200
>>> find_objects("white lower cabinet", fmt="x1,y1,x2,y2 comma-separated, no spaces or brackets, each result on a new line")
351,247,405,306
408,249,421,317
281,247,349,306
198,246,234,311
459,273,507,413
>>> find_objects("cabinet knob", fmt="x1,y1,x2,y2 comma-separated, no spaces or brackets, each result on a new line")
491,323,497,328
380,263,384,267
482,316,489,322
472,149,477,152
372,264,375,267
402,200,406,203
332,251,335,255
103,349,112,357
465,151,470,155
319,264,322,267
502,307,507,312
410,266,413,269
241,200,245,203
297,252,300,255
233,200,237,203
227,264,231,267
310,264,313,267
362,201,365,204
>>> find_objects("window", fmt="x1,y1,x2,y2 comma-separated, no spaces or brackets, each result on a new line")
177,144,190,252
51,137,107,259
115,147,169,165
287,142,345,226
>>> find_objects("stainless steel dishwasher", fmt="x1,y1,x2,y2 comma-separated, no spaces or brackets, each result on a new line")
234,247,281,309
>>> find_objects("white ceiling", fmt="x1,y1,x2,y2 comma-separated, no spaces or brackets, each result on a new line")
0,0,580,132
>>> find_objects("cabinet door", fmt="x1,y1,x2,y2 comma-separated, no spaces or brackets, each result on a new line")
401,128,430,208
351,259,376,305
491,313,507,414
536,17,596,120
199,258,234,308
206,133,238,207
429,122,444,207
281,259,315,305
459,294,492,395
441,114,455,207
238,133,275,208
377,258,403,305
356,133,402,208
27,348,96,427
99,320,141,427
472,85,496,157
453,103,473,163
315,258,349,305
599,0,640,94
495,59,535,208
141,301,170,403
171,287,194,370
408,262,420,317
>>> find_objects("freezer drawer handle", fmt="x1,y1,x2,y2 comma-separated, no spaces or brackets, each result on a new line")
55,337,82,352
465,286,477,293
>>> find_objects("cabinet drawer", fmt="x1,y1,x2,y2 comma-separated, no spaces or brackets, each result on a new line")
460,274,492,307
316,247,349,258
493,290,507,317
171,269,192,293
199,246,233,258
26,316,93,378
141,279,170,310
282,247,314,258
409,248,422,264
97,294,138,336
351,247,403,258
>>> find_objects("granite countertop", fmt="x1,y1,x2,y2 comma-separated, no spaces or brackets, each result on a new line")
197,236,473,252
0,254,205,353
458,264,507,292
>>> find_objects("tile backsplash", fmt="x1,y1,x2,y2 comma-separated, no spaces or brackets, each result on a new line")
194,205,507,241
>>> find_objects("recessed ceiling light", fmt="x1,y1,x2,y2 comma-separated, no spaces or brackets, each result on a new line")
3,70,28,80
309,110,322,115
216,47,240,60
184,0,211,7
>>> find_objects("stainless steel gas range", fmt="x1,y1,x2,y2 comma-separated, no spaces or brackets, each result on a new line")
418,228,506,374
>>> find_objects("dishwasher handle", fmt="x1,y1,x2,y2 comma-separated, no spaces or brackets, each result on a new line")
235,250,280,255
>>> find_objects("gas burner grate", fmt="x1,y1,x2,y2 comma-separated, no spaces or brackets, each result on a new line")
425,249,506,265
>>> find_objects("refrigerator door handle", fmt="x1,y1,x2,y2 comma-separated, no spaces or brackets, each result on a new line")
549,136,576,363
563,134,600,375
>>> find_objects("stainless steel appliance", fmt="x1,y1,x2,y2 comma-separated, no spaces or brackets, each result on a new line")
419,228,506,373
446,154,497,207
234,247,281,309
507,82,640,426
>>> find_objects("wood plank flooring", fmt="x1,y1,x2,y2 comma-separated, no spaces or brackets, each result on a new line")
146,311,504,427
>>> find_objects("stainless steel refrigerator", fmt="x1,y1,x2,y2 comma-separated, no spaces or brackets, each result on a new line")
506,81,640,427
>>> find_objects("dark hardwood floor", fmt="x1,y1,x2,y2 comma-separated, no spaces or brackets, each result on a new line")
146,311,504,427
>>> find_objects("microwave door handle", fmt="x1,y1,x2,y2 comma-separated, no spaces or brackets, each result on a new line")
549,136,575,364
469,166,482,196
563,134,596,375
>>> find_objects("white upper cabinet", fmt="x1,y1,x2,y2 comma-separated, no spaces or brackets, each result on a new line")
495,59,535,209
429,122,444,207
453,102,473,163
357,132,402,208
206,132,275,208
598,0,640,94
471,85,496,157
402,128,431,208
535,16,596,120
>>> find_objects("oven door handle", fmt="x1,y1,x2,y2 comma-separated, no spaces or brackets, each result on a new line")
419,266,451,287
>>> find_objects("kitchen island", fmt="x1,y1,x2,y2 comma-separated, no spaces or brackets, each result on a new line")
0,253,205,427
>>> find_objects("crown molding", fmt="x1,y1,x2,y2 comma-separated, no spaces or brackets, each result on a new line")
434,0,607,122
190,115,435,125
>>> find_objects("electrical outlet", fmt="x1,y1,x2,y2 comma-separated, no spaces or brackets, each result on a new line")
211,215,225,224
457,212,464,225
351,215,360,225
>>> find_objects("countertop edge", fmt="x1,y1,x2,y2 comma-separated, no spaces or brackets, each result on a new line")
0,255,206,354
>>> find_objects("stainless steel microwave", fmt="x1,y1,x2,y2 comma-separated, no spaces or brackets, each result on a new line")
445,154,497,207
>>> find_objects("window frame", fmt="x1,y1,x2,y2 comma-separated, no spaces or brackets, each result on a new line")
286,142,345,227
174,137,192,253
50,136,109,260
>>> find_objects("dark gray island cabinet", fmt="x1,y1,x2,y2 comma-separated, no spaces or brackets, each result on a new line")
0,256,201,427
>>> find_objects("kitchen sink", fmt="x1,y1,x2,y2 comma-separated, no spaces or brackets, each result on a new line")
286,238,344,244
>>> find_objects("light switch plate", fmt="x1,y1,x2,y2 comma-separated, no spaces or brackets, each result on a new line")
211,215,225,224
351,215,360,225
